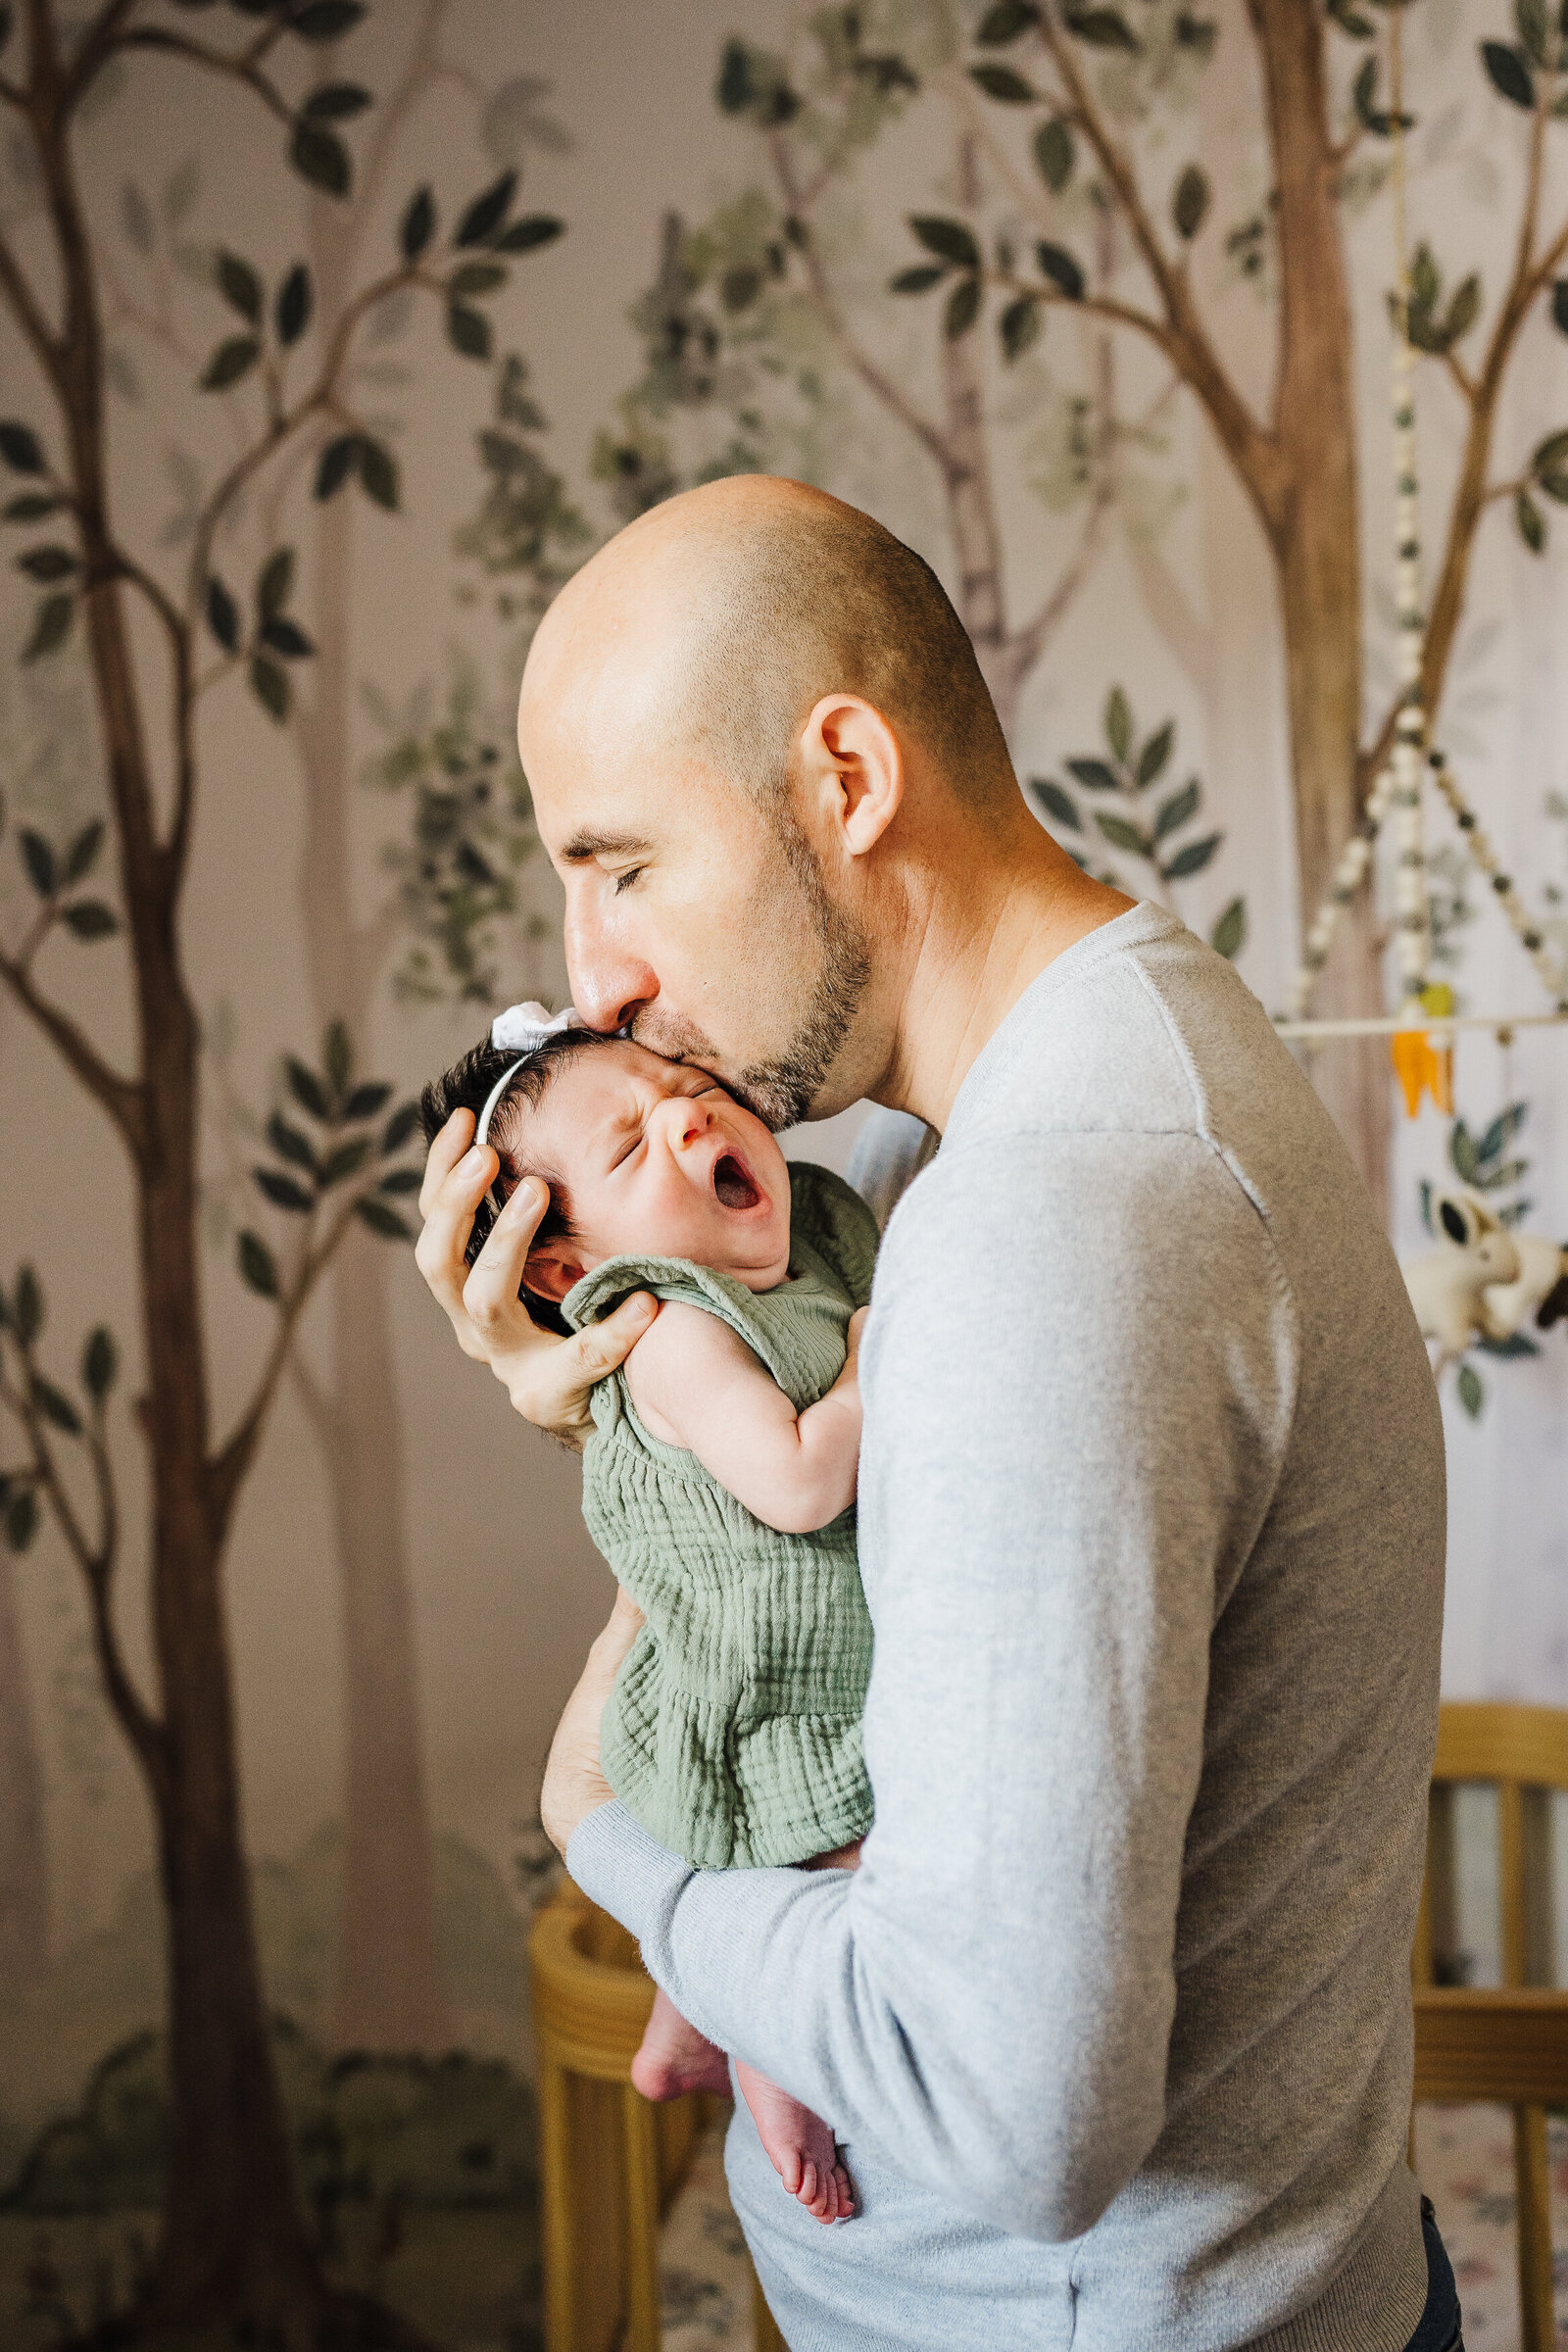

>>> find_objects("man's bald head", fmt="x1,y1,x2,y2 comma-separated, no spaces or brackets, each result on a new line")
522,476,1014,813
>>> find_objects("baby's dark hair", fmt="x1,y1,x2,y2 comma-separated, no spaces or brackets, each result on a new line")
420,1027,624,1327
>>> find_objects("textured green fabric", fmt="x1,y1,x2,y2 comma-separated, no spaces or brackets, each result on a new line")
563,1163,877,1870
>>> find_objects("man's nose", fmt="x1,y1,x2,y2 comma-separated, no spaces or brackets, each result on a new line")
564,907,659,1035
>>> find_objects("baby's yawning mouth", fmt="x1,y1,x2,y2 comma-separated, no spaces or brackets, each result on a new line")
713,1152,761,1211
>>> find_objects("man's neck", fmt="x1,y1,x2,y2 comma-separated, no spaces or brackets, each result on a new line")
877,840,1136,1133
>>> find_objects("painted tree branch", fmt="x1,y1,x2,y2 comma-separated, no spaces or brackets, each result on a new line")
0,939,145,1150
1030,9,1278,499
112,17,294,130
0,1353,168,1796
206,1190,367,1532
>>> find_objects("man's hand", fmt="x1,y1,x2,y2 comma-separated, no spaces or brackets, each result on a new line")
416,1106,658,1448
541,1586,646,1857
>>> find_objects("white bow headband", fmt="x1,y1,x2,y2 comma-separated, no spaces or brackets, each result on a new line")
475,1001,582,1149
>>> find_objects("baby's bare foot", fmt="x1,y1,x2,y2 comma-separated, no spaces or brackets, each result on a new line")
630,1987,733,2102
734,2060,855,2226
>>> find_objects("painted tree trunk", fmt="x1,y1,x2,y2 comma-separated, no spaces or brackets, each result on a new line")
1250,0,1388,1206
35,77,329,2328
0,1549,49,1995
296,189,446,2056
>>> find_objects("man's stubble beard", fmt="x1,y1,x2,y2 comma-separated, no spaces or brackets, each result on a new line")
628,806,872,1132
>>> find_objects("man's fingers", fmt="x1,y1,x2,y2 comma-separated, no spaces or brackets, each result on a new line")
462,1173,551,1338
418,1106,475,1221
568,1291,660,1380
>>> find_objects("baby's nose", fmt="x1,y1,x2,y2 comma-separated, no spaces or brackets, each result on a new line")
670,1101,711,1148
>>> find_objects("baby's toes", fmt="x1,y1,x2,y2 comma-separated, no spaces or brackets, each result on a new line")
831,2160,856,2220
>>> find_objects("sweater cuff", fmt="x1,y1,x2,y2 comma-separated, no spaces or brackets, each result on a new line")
565,1798,692,1938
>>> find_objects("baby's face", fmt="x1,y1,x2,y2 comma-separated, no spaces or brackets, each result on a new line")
516,1041,793,1302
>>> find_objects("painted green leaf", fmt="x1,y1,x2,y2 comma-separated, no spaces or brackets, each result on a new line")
1174,11,1217,52
448,304,492,361
1104,687,1132,762
1030,778,1081,831
3,493,61,522
1352,55,1379,126
275,263,312,347
1444,274,1481,345
237,1231,279,1299
315,434,361,501
0,421,45,473
401,186,436,263
1553,282,1568,337
65,820,103,883
319,1137,371,1188
1517,485,1546,553
1535,427,1568,474
250,653,290,722
356,1197,413,1241
1481,38,1536,107
1161,831,1221,879
1036,241,1085,299
22,593,73,661
1449,1121,1480,1182
206,574,240,651
290,122,351,198
1516,0,1550,66
200,334,261,391
261,615,314,659
17,545,76,582
911,215,980,270
1034,118,1074,192
1477,1329,1540,1358
31,1374,81,1436
1096,811,1152,858
1540,471,1568,504
1173,165,1209,242
450,261,507,298
254,1167,314,1213
455,172,517,248
970,62,1035,100
715,38,754,112
216,250,263,324
1064,6,1140,49
82,1326,118,1399
1456,1361,1484,1418
382,1102,420,1153
1470,1156,1530,1192
358,437,399,510
344,1081,391,1120
1066,756,1121,793
1000,295,1040,359
891,265,947,293
4,1489,38,1553
267,1112,317,1173
256,547,294,621
945,275,982,338
324,1020,353,1098
1210,897,1247,960
21,830,55,897
303,80,372,121
289,1,366,40
377,1167,421,1194
287,1058,331,1121
496,215,564,253
976,0,1041,41
12,1265,43,1345
1326,0,1374,34
1136,721,1175,788
1154,778,1200,840
63,901,118,940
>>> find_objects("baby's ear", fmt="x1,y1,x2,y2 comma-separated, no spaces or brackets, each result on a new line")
523,1240,586,1305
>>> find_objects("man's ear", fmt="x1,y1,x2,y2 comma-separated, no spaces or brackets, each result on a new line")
523,1238,588,1304
800,694,904,859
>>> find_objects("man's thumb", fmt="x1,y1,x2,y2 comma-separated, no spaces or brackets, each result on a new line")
580,1290,659,1370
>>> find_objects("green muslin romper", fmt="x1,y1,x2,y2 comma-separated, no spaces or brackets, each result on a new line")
562,1162,877,1871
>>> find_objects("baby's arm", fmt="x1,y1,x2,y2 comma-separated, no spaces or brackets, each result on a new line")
623,1302,866,1535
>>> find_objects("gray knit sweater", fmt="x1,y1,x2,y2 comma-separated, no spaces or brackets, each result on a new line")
568,902,1446,2352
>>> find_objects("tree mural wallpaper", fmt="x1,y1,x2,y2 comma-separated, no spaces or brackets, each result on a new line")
2,0,1568,2344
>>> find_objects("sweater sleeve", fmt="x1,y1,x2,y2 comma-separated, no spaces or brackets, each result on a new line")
567,1130,1297,2242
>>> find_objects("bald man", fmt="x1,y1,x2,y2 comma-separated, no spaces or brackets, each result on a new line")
417,481,1455,2352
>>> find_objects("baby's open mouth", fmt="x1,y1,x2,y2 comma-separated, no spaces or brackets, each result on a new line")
712,1152,761,1211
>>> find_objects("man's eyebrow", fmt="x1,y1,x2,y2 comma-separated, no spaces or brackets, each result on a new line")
559,828,651,863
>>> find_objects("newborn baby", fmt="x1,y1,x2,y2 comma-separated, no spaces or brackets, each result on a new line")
422,1009,877,2225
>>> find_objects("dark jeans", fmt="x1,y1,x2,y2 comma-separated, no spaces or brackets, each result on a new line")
1403,2197,1463,2352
